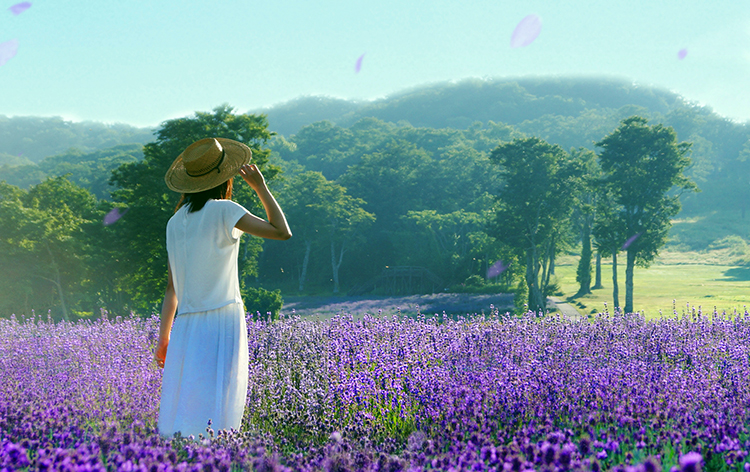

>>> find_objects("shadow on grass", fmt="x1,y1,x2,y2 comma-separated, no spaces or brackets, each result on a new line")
722,267,750,281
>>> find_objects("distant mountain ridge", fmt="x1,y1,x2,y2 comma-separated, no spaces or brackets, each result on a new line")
0,116,154,164
256,77,713,138
0,76,736,164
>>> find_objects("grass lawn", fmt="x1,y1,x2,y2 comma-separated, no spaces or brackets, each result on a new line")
555,262,750,319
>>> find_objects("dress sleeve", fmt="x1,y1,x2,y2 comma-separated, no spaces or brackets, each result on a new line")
221,200,250,241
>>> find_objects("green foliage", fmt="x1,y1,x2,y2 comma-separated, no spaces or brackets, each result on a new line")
0,177,103,319
244,286,283,321
0,115,153,163
447,275,511,294
595,116,698,313
4,79,750,316
513,278,529,315
277,170,374,293
109,104,278,313
488,137,583,313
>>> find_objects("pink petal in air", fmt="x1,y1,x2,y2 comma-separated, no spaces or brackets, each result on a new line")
103,208,128,226
487,260,510,279
0,39,19,67
355,53,365,73
8,2,31,16
621,233,640,250
511,14,542,48
677,48,687,60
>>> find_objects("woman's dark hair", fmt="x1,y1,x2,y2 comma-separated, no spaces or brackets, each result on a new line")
175,178,233,213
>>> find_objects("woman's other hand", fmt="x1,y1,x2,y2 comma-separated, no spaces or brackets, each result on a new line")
155,341,167,368
239,164,266,192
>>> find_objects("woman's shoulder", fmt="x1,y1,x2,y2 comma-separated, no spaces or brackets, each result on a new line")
166,206,186,226
208,199,248,212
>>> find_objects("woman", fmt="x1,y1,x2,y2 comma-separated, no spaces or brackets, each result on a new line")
155,137,291,438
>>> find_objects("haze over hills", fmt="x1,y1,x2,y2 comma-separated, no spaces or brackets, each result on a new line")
255,77,727,138
2,76,749,257
0,76,745,162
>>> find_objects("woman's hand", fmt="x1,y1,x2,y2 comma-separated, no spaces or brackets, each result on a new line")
155,341,167,369
238,164,266,192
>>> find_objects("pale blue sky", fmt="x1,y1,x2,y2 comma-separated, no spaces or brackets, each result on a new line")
0,0,748,127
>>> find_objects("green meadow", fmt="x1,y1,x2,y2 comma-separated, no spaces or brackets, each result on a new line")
555,259,750,319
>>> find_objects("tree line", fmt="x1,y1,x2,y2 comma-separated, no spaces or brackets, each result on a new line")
0,105,698,319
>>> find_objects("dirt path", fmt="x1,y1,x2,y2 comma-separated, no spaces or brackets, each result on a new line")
548,296,583,321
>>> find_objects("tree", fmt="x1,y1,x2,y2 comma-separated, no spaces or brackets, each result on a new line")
109,105,278,313
571,148,599,297
596,116,697,313
592,187,626,308
279,171,374,293
0,177,99,319
488,137,581,314
405,208,486,285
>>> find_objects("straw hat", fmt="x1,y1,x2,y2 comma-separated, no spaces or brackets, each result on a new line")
165,137,252,193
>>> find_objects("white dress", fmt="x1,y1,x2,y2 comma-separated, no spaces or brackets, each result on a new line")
158,199,250,438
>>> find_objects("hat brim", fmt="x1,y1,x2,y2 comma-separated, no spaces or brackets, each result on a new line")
164,138,252,193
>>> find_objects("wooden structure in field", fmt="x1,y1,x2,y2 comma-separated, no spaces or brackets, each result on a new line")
348,266,444,296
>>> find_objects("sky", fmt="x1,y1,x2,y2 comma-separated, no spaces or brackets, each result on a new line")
0,0,749,128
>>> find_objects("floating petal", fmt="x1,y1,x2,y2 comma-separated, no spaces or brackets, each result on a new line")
487,260,509,279
511,14,542,48
0,39,19,67
678,48,687,60
355,53,365,73
621,233,641,250
103,208,128,226
8,2,31,15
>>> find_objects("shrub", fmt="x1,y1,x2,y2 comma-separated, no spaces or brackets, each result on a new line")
243,286,283,321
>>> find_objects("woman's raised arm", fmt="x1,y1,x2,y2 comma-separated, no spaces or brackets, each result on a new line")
235,164,292,240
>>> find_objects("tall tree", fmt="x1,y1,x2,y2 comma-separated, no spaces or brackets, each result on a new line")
279,171,374,293
109,105,278,312
0,177,99,319
592,187,626,309
596,116,697,313
488,137,581,313
571,148,599,297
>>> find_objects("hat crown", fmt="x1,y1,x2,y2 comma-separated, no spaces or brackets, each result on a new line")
165,137,251,193
183,138,224,176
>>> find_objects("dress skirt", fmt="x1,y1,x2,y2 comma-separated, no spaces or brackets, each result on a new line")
158,302,249,438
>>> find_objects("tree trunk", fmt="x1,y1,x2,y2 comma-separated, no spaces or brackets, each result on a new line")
541,239,554,300
575,217,592,297
624,249,636,313
593,251,603,289
549,241,555,276
331,239,345,294
611,251,619,311
298,240,311,292
45,243,69,321
526,247,545,315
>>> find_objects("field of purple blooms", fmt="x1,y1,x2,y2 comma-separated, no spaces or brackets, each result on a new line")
1,307,749,471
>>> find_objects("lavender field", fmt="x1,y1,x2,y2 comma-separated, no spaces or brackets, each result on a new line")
1,307,749,471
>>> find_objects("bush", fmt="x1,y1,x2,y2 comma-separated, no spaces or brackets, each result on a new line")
447,275,510,294
243,286,283,321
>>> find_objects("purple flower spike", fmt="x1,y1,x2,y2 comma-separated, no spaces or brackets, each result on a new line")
487,260,509,279
680,452,702,472
621,233,641,250
103,208,128,226
0,39,19,67
678,48,688,60
355,53,365,73
511,14,542,48
8,2,31,15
